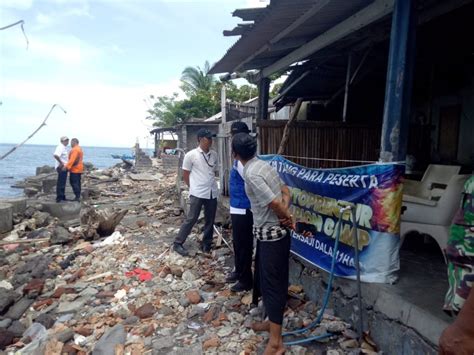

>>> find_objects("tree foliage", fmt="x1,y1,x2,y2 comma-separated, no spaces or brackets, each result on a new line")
147,61,266,128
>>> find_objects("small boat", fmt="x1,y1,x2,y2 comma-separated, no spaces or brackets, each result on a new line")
111,154,135,160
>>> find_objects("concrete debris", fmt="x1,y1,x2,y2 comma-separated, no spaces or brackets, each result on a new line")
0,159,372,354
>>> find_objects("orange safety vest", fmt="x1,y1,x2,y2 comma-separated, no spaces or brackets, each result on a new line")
66,146,84,173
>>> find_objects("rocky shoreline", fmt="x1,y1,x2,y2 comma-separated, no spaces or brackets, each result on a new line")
0,158,374,354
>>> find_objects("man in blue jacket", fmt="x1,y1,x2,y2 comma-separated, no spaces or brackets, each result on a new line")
226,121,254,292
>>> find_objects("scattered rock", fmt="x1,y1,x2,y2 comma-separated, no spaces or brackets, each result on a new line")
23,278,45,298
51,226,72,244
0,288,18,313
7,320,26,337
4,297,34,320
203,337,220,350
0,329,15,350
185,290,201,304
92,324,126,355
35,313,56,329
134,303,156,319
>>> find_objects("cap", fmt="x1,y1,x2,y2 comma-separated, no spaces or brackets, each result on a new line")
231,132,257,159
60,136,69,142
230,121,251,135
197,128,216,139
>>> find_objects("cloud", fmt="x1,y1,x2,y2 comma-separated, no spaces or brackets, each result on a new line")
1,78,183,147
245,0,269,8
0,0,33,10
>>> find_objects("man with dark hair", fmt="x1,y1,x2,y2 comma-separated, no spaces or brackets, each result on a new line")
226,122,254,292
231,132,293,355
173,128,218,256
65,138,83,202
53,136,70,203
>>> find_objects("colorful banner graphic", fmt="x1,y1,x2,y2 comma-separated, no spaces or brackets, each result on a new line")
260,155,404,283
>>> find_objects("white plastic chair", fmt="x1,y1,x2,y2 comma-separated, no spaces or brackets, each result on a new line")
403,164,461,199
400,174,470,262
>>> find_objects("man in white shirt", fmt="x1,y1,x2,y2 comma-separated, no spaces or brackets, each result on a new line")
53,136,70,203
173,128,219,256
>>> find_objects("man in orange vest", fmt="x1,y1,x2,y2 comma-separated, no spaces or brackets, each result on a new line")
65,138,84,202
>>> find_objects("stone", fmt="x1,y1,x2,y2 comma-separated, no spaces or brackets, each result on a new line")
35,313,56,329
123,316,139,325
51,226,72,244
185,290,201,304
55,328,74,343
33,211,51,227
80,287,98,298
134,303,156,319
0,319,12,328
36,165,55,175
0,329,15,350
7,320,26,337
0,287,18,313
152,335,174,351
56,298,86,314
26,228,52,240
325,320,347,333
0,203,13,233
23,278,45,298
4,297,34,320
24,187,39,197
182,270,197,282
217,326,233,337
0,198,27,214
75,327,93,336
203,337,220,350
41,201,81,221
42,178,57,193
92,324,126,355
52,287,76,298
341,339,359,349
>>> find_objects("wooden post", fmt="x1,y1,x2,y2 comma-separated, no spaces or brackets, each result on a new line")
257,77,270,120
277,98,303,155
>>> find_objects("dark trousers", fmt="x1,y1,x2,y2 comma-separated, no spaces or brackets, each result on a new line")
231,210,254,286
174,195,217,248
56,169,67,202
69,173,82,199
258,234,291,325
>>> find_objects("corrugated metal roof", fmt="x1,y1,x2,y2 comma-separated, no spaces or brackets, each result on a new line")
209,0,374,74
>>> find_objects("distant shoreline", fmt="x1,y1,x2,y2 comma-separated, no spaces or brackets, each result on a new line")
0,143,147,150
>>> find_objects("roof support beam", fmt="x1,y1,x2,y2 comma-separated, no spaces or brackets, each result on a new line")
260,0,394,79
234,0,331,72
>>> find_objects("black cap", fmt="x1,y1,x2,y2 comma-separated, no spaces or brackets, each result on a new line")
197,128,216,139
231,132,257,160
230,121,250,135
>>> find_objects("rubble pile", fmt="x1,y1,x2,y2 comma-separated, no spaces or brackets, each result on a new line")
0,160,378,354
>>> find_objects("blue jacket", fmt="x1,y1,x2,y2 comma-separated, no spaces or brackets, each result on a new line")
229,160,251,209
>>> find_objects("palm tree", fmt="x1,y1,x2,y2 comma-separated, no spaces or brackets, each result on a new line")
180,61,216,96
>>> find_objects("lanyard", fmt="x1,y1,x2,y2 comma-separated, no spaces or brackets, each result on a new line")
201,152,215,168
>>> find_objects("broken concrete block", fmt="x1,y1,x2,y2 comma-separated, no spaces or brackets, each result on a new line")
42,178,57,194
0,198,27,214
41,201,81,221
0,203,13,233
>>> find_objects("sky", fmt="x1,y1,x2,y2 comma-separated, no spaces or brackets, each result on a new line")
0,0,269,148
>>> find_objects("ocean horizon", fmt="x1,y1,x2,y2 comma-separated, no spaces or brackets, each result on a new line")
0,143,153,198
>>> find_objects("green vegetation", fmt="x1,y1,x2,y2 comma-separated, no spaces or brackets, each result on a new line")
147,61,259,128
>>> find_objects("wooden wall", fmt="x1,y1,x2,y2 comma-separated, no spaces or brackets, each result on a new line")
257,120,381,168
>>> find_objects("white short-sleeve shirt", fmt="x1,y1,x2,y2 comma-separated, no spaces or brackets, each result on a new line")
182,146,219,199
53,144,70,169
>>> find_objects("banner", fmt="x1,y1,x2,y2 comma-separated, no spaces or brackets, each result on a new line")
260,155,404,283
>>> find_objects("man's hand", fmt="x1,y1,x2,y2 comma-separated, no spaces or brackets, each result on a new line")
281,186,291,209
279,215,295,230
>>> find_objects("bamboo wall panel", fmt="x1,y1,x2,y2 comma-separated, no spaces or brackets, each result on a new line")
258,120,381,168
